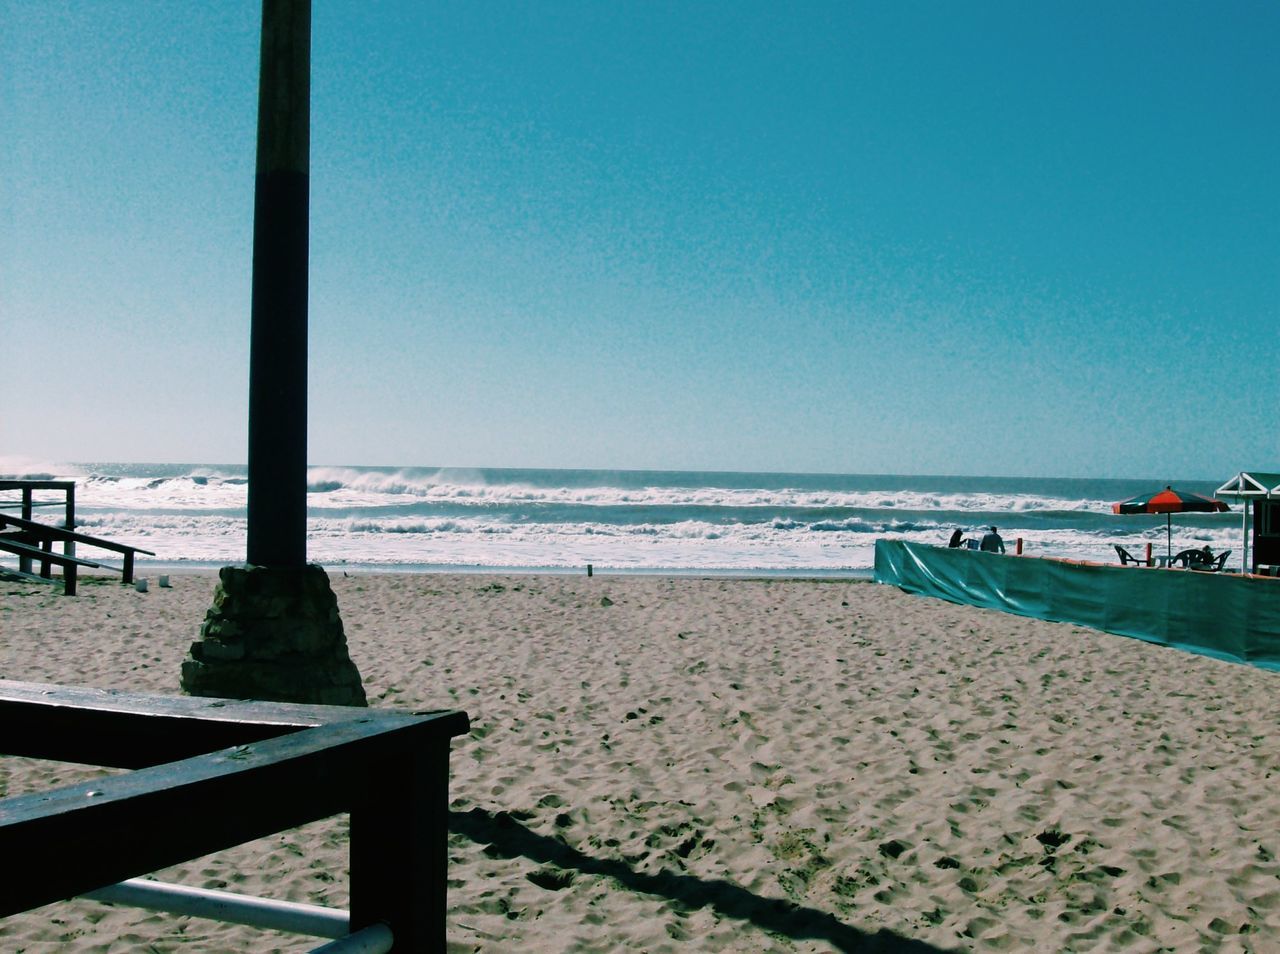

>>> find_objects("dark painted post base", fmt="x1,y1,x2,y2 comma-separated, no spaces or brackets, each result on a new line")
181,564,367,706
350,739,450,951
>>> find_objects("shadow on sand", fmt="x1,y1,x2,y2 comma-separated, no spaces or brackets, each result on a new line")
450,808,954,953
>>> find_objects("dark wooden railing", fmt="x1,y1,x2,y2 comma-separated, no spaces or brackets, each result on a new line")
0,513,157,594
0,479,77,578
0,479,76,524
0,681,469,951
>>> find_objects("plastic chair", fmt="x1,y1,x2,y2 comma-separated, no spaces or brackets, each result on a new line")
1114,544,1150,567
1190,550,1230,573
1171,548,1204,568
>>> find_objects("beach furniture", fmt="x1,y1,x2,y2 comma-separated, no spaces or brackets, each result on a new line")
1113,544,1151,567
0,680,469,951
1190,550,1231,573
1168,548,1216,569
1112,486,1230,561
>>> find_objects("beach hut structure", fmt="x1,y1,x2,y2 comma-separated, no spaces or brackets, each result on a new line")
1215,471,1280,575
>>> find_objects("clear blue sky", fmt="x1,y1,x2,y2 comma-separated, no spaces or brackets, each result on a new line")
3,1,1276,479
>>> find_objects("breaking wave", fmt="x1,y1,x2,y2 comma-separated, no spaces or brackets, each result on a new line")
2,462,1236,571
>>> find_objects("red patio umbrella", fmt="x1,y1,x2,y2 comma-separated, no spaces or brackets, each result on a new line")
1112,486,1230,559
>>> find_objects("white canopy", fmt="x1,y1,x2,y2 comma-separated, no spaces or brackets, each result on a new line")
1216,471,1280,499
1215,470,1280,572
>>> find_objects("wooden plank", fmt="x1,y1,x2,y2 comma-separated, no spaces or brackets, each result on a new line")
0,680,467,768
0,537,102,569
1,679,421,727
0,717,455,916
350,737,451,951
0,567,61,587
0,513,156,556
0,682,469,949
0,699,304,767
0,480,76,492
0,712,464,917
19,486,31,573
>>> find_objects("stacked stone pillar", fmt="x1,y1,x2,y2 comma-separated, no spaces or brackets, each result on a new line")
181,565,366,706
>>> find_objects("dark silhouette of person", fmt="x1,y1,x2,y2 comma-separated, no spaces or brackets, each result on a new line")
948,528,964,548
980,526,1005,553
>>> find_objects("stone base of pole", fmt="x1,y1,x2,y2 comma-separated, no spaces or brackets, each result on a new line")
181,564,367,707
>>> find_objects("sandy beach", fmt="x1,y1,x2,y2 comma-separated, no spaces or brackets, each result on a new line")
1,570,1277,952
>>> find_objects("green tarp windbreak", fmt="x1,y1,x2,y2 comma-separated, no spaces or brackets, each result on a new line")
874,539,1280,672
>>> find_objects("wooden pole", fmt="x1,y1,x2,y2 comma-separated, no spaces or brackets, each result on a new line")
65,482,76,565
187,0,368,706
350,740,451,951
19,488,32,575
246,0,311,569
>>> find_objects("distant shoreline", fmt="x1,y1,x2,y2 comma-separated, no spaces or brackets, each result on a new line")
77,561,878,581
1,462,1242,573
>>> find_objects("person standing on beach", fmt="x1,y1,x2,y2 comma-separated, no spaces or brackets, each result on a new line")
980,526,1005,553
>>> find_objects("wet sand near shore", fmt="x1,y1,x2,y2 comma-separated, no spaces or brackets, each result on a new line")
2,572,1277,952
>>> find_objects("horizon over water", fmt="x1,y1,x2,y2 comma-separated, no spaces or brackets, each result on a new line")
0,462,1241,576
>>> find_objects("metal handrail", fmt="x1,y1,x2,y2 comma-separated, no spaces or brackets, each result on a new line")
83,878,350,938
82,878,394,953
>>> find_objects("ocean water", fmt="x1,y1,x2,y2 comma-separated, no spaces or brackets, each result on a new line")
1,464,1242,575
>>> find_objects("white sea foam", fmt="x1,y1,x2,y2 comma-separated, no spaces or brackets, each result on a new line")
0,457,89,482
63,469,1112,515
4,464,1240,573
73,475,245,510
301,481,1110,514
56,510,1243,572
